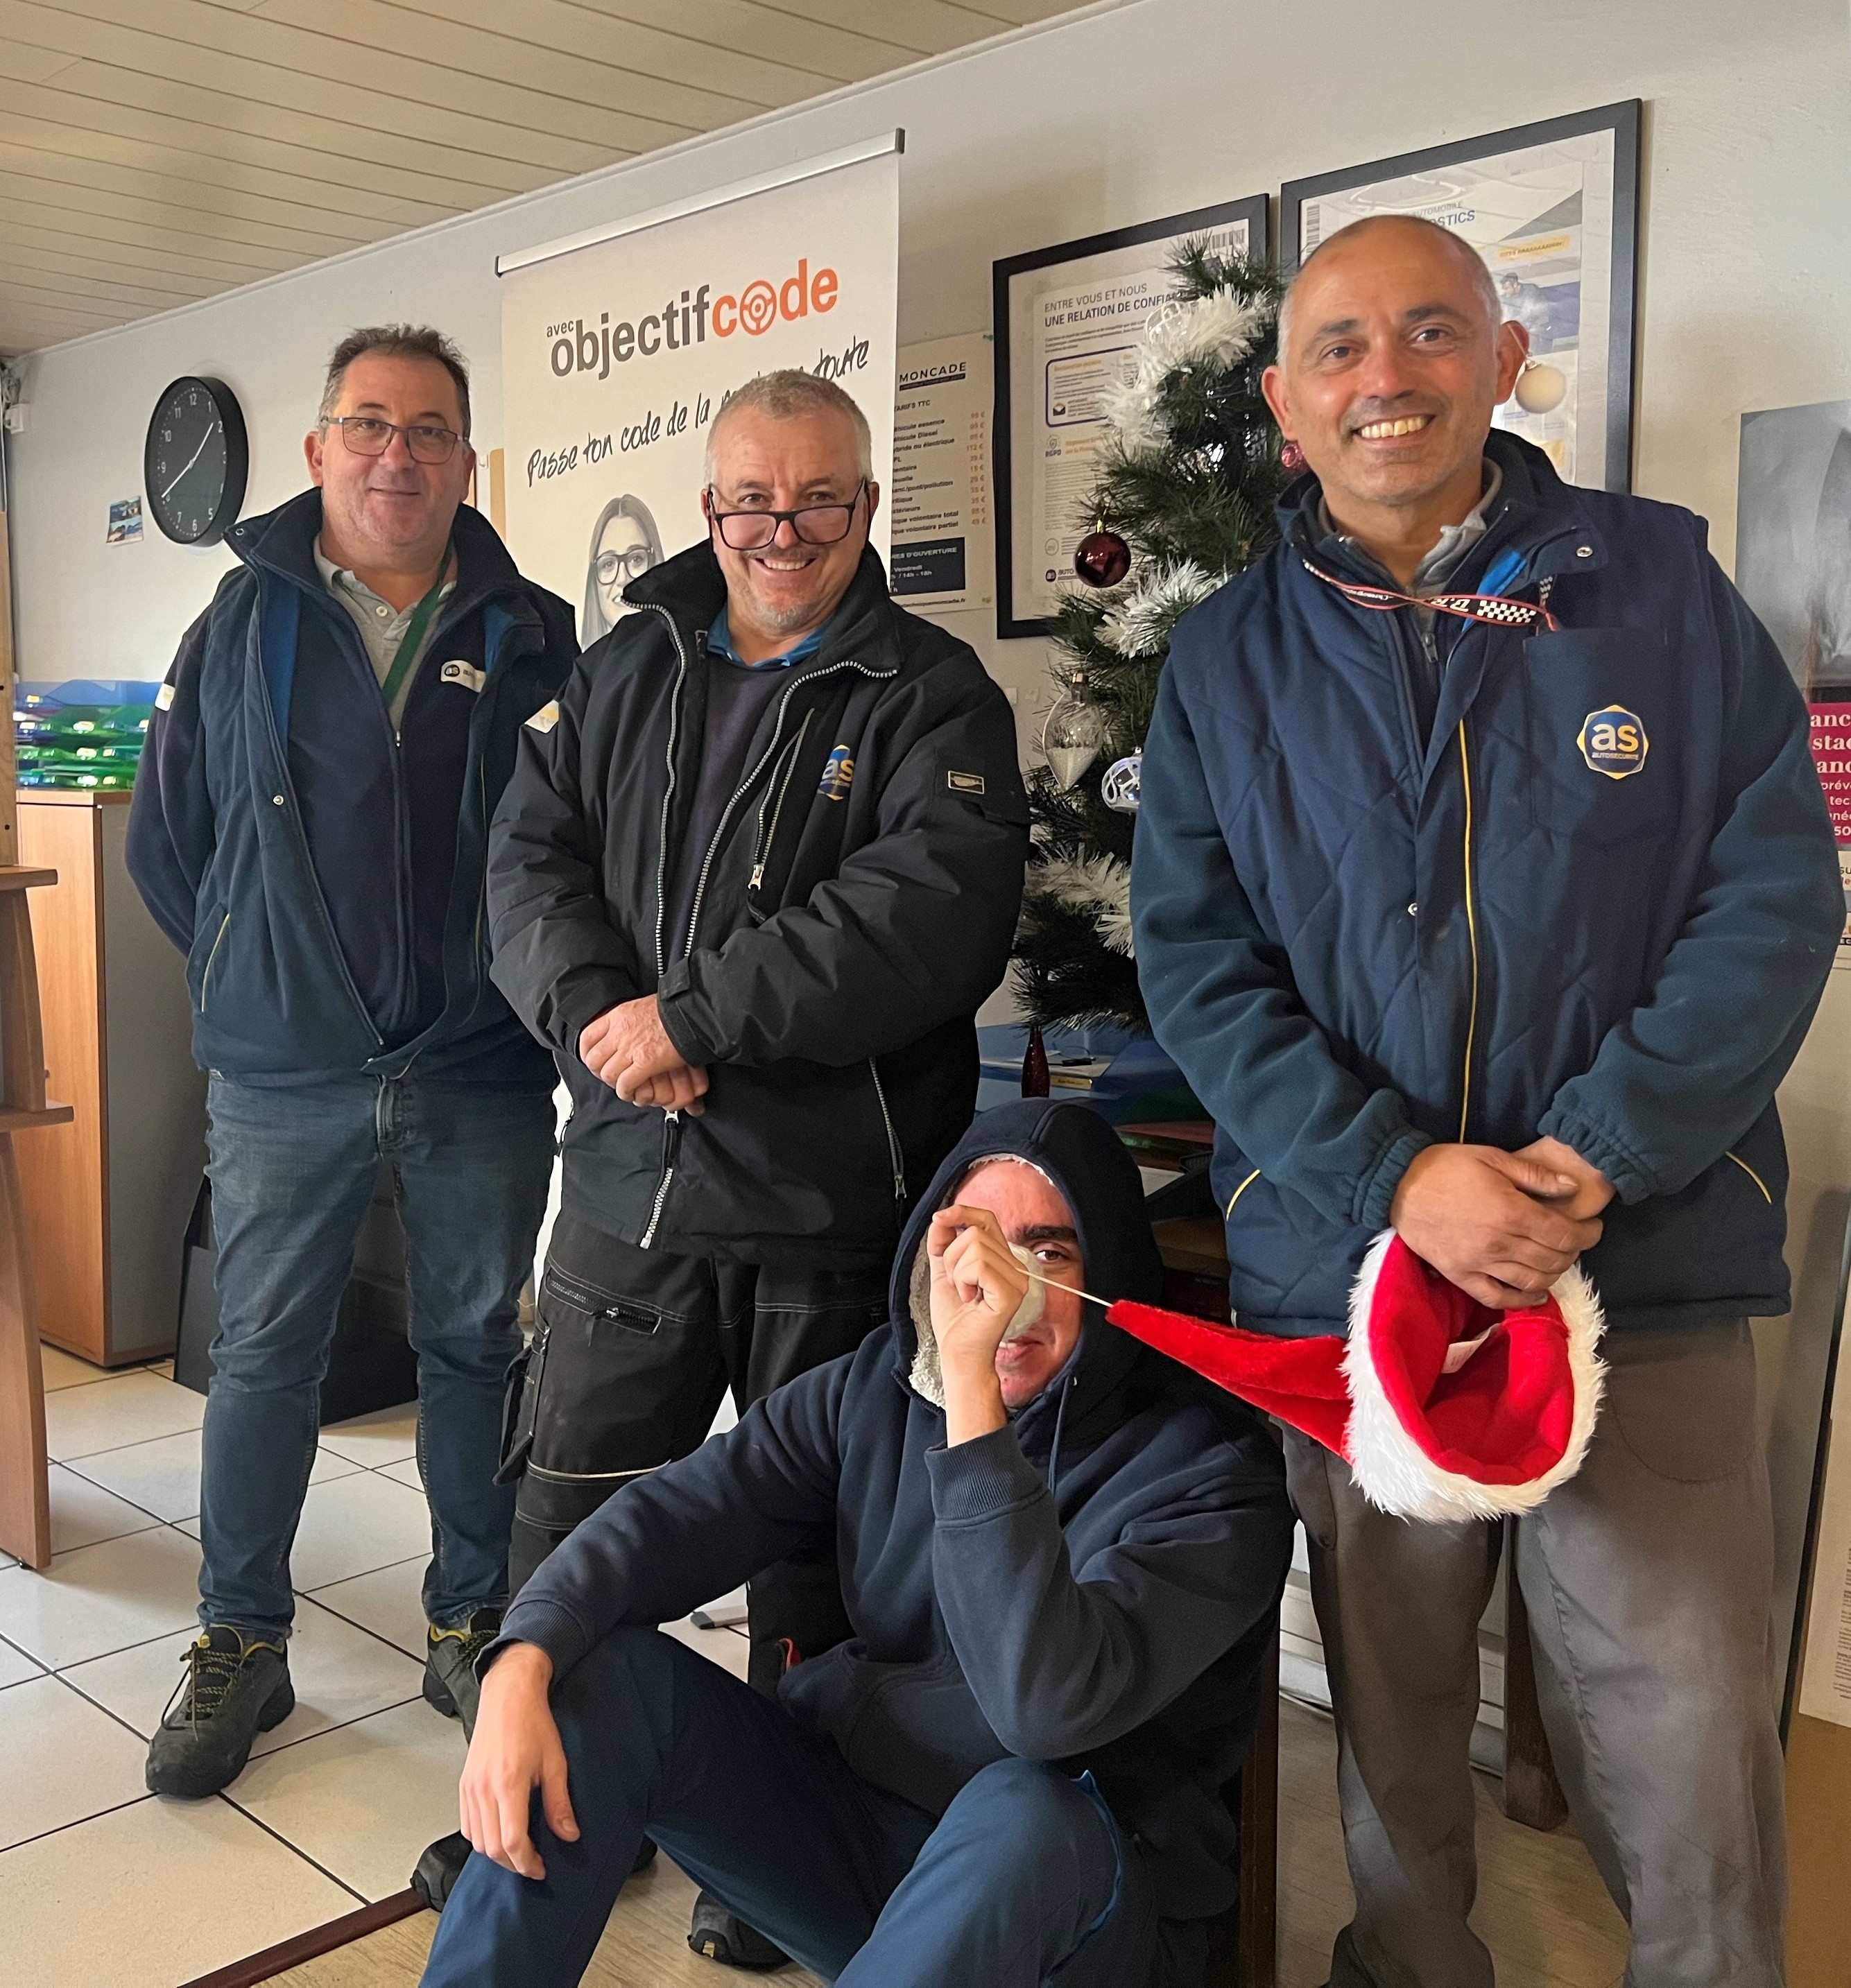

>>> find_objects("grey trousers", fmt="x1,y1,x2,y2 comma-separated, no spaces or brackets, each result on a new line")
1286,1319,1787,1988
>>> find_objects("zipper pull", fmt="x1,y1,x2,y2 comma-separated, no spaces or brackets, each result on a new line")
749,862,765,891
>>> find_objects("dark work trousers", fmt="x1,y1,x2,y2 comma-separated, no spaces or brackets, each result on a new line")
420,1624,1176,1988
1286,1319,1786,1988
501,1211,888,1691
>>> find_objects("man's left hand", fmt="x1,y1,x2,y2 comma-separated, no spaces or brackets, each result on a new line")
1513,1135,1614,1222
927,1205,1024,1445
578,996,707,1114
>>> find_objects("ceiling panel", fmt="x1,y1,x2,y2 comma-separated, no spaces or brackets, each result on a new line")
0,0,1096,355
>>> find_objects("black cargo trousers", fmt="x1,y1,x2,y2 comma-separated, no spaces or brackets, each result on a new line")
499,1210,888,1691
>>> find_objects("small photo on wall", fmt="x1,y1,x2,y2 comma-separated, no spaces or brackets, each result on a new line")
105,496,144,545
1281,101,1640,492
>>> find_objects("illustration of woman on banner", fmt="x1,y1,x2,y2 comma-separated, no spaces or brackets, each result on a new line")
580,493,666,641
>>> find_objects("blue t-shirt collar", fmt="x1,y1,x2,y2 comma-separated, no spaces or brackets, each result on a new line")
706,604,826,671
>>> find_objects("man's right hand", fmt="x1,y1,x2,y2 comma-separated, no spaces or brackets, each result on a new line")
1390,1144,1603,1309
458,1642,577,1881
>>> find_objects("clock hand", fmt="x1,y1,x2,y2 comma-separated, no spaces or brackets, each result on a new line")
161,418,220,503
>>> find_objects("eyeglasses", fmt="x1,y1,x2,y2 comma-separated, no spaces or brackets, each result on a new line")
705,481,866,552
325,416,463,465
594,546,655,586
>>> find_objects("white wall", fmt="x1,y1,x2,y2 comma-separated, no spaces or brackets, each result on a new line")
8,0,1851,1654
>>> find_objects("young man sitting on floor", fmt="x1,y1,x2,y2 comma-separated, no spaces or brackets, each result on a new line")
421,1098,1293,1988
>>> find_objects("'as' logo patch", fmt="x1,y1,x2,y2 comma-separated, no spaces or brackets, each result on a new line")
1577,706,1648,780
818,743,854,801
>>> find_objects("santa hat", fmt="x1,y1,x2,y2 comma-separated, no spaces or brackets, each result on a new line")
1106,1231,1605,1523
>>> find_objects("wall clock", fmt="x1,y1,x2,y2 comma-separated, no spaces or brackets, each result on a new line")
144,375,248,546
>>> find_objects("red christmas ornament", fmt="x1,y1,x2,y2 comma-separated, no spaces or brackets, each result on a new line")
1280,438,1308,476
1073,528,1132,589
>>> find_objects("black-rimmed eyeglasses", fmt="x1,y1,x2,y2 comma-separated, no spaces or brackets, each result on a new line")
325,416,464,465
595,546,655,586
706,480,866,551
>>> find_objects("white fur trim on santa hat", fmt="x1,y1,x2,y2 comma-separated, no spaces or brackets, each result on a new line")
1342,1231,1608,1524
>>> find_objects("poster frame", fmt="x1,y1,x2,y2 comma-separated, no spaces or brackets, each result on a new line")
1279,100,1642,493
991,193,1271,639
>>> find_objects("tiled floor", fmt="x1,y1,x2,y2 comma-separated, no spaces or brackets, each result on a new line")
0,1344,752,1988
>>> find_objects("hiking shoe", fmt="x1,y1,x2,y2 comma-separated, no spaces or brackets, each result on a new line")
411,1827,657,1914
146,1627,293,1798
423,1608,503,1740
689,1892,790,1971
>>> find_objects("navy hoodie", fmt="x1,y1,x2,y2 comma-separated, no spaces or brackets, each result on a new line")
495,1099,1293,1923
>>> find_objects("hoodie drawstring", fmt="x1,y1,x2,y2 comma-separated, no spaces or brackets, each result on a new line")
1046,1369,1075,1495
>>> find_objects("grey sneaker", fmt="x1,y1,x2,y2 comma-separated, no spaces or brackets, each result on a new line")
146,1626,293,1798
423,1607,503,1740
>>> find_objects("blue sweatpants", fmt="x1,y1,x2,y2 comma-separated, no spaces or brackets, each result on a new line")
420,1624,1173,1988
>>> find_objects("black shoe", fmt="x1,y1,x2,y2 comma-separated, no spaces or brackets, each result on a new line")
411,1826,658,1914
146,1626,294,1799
423,1607,503,1740
412,1830,473,1913
689,1891,790,1971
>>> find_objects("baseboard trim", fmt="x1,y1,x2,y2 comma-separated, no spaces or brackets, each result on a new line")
178,1889,427,1988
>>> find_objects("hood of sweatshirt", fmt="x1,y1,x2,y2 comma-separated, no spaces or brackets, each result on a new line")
887,1099,1165,1442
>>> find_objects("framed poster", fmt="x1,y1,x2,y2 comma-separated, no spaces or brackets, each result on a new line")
1280,102,1640,492
993,194,1269,638
891,332,993,614
1737,400,1851,967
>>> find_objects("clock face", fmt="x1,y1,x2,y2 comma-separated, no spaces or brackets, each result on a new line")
144,376,248,546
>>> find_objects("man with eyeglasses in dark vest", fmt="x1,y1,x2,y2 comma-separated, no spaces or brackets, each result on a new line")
128,326,578,1801
482,368,1027,1967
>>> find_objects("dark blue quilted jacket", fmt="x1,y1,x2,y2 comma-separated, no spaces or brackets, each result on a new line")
1133,432,1841,1335
127,491,576,1088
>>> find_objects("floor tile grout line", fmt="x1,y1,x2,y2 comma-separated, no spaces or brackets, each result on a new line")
0,1788,157,1861
218,1792,374,1908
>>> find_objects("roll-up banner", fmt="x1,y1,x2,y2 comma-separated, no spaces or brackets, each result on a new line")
497,133,902,640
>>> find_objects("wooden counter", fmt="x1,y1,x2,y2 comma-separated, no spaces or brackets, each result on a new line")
17,790,205,1365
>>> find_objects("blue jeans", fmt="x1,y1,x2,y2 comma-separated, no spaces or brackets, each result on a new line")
422,1626,1176,1988
198,1073,555,1638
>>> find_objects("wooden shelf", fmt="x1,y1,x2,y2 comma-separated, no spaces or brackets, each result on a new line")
0,867,57,893
0,1103,74,1133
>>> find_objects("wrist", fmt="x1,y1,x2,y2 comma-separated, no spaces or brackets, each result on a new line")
941,1357,1006,1446
483,1641,553,1693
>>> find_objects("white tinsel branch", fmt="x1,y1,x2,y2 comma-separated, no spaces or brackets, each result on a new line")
1098,559,1225,657
1099,290,1273,458
1026,852,1135,958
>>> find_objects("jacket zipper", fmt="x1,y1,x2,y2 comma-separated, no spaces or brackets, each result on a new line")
643,603,692,978
254,591,385,1051
639,1111,682,1249
635,632,893,1246
1455,718,1481,1141
200,911,232,1012
749,711,814,895
868,1057,906,1202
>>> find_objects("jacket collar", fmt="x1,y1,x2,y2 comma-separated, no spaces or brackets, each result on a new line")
1280,429,1608,589
227,488,542,634
623,539,900,677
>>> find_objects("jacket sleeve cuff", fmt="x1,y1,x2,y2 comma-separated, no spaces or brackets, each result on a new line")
556,970,637,1058
482,1599,591,1686
655,960,723,1065
1356,1126,1435,1229
1535,1107,1655,1204
927,1426,1045,1523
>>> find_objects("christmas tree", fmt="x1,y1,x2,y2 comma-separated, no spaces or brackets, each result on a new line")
1011,246,1287,1038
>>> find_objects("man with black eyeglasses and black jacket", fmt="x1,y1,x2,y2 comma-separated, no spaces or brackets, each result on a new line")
481,370,1026,1966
